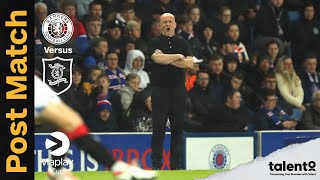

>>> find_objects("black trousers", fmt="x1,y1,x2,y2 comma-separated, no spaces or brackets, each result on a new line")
151,86,186,168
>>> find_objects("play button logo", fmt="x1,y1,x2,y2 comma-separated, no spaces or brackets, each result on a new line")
45,131,70,156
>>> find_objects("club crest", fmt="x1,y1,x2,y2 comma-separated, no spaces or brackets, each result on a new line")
42,13,73,45
42,56,73,95
209,144,231,170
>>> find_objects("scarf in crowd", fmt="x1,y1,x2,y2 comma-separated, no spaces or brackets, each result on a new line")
105,67,126,91
307,72,319,94
233,44,246,63
261,106,289,125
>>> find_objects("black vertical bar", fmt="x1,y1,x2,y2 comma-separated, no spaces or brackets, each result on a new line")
0,1,34,179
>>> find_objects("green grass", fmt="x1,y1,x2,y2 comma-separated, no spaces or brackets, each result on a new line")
35,170,220,180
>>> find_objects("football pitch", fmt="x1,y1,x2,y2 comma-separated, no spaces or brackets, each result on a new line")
35,170,219,180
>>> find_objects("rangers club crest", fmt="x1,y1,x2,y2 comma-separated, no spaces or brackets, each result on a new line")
209,144,231,170
42,13,73,45
42,57,73,95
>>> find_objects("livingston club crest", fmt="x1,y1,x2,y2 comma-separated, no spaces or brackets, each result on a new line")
42,13,73,45
42,57,73,95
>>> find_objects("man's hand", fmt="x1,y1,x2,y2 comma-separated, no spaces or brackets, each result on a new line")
289,121,298,129
169,56,193,69
185,56,194,69
178,54,185,61
243,126,248,131
154,49,163,54
282,121,292,129
299,105,306,112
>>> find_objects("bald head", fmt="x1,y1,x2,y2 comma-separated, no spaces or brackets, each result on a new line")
160,13,175,21
159,13,176,37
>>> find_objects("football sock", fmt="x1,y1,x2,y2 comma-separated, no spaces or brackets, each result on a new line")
63,124,116,168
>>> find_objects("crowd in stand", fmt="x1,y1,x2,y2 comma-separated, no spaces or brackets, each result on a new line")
34,0,320,133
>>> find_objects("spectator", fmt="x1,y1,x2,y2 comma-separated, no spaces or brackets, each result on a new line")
148,0,177,20
298,54,320,105
61,0,86,40
174,0,200,15
99,0,117,22
204,89,253,132
275,56,305,120
124,49,150,90
35,0,59,15
225,71,256,110
291,2,320,64
177,15,202,59
76,0,93,20
87,99,119,132
83,66,104,95
114,2,141,33
256,89,298,130
112,73,141,131
185,70,216,132
207,55,228,104
242,5,258,48
156,0,177,15
114,0,145,19
186,5,207,37
261,72,278,93
226,71,245,93
224,54,239,78
124,20,148,55
265,39,281,71
301,90,320,130
103,19,124,55
255,0,290,41
60,66,92,120
212,6,233,42
229,0,256,23
81,0,106,28
75,17,103,55
119,38,136,68
35,2,48,29
34,19,44,56
247,50,259,69
217,36,236,61
118,73,141,114
128,88,153,132
98,52,126,98
185,63,200,92
226,22,250,63
199,24,219,63
202,0,229,19
34,2,49,44
82,37,109,70
246,54,272,91
145,19,161,42
248,72,293,113
90,74,111,111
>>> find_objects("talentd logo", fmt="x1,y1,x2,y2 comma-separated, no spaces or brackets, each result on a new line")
43,132,73,174
209,144,231,170
269,161,317,176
